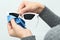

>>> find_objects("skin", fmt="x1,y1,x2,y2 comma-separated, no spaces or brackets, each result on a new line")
7,1,45,38
7,19,32,38
17,1,45,15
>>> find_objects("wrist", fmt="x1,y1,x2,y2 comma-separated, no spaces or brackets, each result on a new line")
37,3,45,14
21,34,32,38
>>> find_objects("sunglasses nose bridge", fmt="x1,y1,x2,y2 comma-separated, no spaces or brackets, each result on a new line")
18,15,25,21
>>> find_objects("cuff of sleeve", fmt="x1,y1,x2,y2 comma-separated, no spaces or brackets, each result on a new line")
39,6,50,17
21,36,36,40
39,6,60,27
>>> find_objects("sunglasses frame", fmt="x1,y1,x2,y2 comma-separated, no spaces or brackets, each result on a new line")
20,12,38,20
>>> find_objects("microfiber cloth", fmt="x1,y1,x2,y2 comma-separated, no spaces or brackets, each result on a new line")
7,13,26,28
7,15,16,22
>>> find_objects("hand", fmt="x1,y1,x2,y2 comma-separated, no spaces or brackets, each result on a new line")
18,1,45,15
7,19,32,38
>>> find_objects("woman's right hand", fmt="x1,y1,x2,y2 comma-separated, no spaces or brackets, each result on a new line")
18,1,45,15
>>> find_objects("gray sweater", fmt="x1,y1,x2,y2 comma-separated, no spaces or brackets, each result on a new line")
21,7,60,40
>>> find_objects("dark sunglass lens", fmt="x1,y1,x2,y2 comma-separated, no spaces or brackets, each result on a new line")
9,13,19,17
24,14,35,20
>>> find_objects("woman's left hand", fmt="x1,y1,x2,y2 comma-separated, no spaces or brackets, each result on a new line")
7,19,32,38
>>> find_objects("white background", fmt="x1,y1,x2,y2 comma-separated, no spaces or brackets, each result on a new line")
0,0,60,40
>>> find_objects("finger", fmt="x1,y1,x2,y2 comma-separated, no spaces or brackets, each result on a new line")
7,23,12,31
17,2,25,14
19,2,25,9
21,7,30,14
10,19,23,30
7,23,15,35
10,19,17,27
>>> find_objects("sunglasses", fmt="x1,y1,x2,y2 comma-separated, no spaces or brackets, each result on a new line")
9,13,37,20
22,12,38,20
9,13,19,17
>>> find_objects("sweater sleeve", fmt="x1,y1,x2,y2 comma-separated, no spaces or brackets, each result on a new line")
39,7,60,28
44,24,60,40
21,36,36,40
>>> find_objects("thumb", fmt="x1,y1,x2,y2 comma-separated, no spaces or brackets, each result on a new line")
10,19,17,27
10,19,23,30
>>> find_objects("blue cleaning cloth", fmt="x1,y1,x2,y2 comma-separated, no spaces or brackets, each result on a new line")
7,15,26,28
7,15,16,22
15,18,26,28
